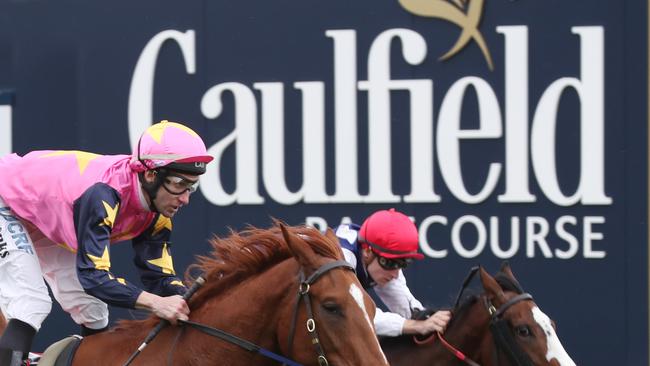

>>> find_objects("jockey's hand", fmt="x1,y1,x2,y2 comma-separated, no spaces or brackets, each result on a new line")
135,292,190,325
402,310,452,335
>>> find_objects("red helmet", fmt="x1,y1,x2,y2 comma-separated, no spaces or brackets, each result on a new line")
359,208,424,259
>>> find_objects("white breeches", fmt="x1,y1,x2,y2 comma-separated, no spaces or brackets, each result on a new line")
0,198,108,331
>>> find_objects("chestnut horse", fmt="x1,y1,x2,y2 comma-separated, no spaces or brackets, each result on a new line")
381,263,576,366
70,223,388,365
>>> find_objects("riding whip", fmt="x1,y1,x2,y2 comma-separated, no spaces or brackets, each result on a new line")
122,275,206,366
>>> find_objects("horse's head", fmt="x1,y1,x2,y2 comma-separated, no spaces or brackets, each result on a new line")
278,224,389,366
478,263,576,366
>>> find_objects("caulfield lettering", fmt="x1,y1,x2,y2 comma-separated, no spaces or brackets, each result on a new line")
129,26,609,207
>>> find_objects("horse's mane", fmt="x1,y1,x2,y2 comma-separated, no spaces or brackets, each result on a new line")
114,223,342,332
186,223,342,305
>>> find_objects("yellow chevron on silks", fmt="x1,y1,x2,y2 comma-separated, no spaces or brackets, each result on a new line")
41,150,101,175
101,201,119,229
147,243,176,275
397,0,494,70
151,215,173,237
87,246,111,271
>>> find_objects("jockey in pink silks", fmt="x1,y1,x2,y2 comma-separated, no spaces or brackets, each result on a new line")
0,120,213,366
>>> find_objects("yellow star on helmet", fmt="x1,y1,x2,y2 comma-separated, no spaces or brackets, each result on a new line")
87,246,111,271
101,201,119,229
41,150,100,175
147,243,175,275
147,120,199,144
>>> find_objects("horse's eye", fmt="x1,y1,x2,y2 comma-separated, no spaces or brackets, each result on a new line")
515,325,531,338
322,302,343,316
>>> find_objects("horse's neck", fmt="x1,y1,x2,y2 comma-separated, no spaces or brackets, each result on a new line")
177,259,299,364
73,261,300,366
439,298,491,362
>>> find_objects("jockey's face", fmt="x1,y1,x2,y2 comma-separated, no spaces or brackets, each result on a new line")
365,252,400,286
156,171,199,217
143,170,199,218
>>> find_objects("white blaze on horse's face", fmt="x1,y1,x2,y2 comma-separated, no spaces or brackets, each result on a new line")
349,283,389,364
349,284,373,328
531,307,576,366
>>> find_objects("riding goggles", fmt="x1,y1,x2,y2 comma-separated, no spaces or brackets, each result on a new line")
162,174,199,195
377,256,412,270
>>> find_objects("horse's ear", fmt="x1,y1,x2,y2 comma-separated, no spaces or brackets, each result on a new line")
479,267,506,305
500,261,517,281
499,261,524,292
279,223,319,270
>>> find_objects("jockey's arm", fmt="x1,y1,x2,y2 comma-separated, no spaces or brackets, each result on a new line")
131,214,187,297
374,270,423,317
374,270,451,336
401,310,451,335
75,184,147,308
373,271,424,336
130,214,190,324
74,184,190,324
134,291,189,325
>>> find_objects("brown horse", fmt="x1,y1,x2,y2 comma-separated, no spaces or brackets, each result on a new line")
381,263,576,366
71,223,388,365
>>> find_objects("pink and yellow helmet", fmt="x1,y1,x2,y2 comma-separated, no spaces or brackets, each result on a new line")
132,120,213,174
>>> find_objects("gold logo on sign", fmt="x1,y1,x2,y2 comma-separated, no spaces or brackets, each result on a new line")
398,0,494,70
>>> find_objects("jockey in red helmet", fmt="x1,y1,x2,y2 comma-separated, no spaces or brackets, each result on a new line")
336,208,451,337
0,120,212,366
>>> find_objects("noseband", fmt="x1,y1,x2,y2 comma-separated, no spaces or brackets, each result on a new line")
285,259,355,366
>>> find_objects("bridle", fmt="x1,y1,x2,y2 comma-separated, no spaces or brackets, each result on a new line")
171,259,354,366
284,260,355,366
485,292,535,366
417,267,535,366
